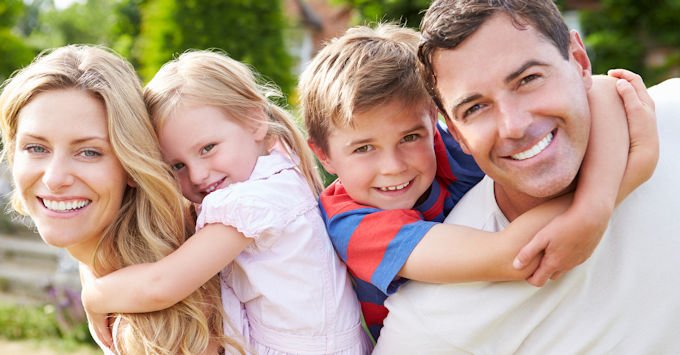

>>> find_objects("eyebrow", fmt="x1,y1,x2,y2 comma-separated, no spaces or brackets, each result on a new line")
449,60,550,119
17,133,108,144
346,123,427,147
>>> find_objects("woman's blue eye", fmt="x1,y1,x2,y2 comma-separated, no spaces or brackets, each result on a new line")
80,149,101,158
26,145,47,154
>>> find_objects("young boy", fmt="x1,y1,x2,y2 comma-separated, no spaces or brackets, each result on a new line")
298,24,651,340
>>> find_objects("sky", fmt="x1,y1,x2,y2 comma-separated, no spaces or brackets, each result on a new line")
53,0,84,10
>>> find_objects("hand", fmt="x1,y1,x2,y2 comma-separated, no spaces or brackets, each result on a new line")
608,69,659,182
513,207,607,287
80,266,113,349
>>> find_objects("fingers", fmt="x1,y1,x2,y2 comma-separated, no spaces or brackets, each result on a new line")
615,79,645,118
526,260,556,287
513,237,548,270
608,69,654,109
91,313,113,349
551,271,563,281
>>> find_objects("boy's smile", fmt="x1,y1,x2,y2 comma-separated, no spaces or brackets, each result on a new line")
312,100,438,210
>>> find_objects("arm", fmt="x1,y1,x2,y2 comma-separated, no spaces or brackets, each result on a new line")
513,73,658,286
81,223,252,314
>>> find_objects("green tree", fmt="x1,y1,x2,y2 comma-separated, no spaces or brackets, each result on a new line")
0,0,34,81
580,0,680,85
334,0,428,27
138,0,294,94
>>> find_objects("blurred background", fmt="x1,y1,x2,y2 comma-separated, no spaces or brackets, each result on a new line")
0,0,678,353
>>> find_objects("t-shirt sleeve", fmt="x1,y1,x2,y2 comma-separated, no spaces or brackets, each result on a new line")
196,186,305,247
320,184,437,294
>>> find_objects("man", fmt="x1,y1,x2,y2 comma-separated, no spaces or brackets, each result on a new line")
374,0,680,353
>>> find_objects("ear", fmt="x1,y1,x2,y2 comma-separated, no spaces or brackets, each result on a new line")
443,118,472,155
127,176,137,188
307,139,336,175
569,30,593,90
251,109,269,141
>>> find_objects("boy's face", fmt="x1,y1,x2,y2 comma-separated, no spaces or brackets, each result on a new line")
312,100,438,210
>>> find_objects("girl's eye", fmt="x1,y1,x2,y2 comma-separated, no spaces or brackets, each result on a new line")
79,149,101,158
200,144,216,154
171,162,185,171
353,145,373,154
401,134,419,143
25,144,47,154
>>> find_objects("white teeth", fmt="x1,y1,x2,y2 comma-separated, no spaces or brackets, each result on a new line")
511,132,553,161
206,185,216,193
379,181,410,192
43,199,90,212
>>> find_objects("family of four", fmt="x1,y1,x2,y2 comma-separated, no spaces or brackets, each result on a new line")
1,0,678,354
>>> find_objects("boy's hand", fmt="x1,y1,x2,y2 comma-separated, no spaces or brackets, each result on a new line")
513,206,607,287
80,266,113,349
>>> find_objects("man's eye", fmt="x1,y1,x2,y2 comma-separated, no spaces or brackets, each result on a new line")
520,74,540,86
353,145,373,154
200,144,215,154
401,134,419,143
463,103,484,119
171,162,185,171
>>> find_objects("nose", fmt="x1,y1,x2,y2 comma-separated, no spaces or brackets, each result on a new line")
380,149,408,175
188,162,210,186
496,98,531,140
42,153,75,191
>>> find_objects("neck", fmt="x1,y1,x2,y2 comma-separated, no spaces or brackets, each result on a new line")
494,180,575,221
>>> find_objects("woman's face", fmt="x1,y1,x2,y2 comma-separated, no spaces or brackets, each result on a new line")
12,88,129,262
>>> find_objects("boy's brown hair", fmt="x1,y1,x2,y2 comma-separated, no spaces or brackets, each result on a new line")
418,0,570,120
298,23,431,154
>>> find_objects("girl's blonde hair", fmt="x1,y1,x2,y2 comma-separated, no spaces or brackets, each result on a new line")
144,50,323,196
0,45,243,355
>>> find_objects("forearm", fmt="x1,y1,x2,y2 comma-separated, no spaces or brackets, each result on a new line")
574,76,629,223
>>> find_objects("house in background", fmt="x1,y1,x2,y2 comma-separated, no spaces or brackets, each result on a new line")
284,0,353,75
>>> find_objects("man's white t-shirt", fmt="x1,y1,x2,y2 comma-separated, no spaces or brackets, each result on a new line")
375,79,680,354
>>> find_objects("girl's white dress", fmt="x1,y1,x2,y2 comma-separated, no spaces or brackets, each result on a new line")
196,150,372,355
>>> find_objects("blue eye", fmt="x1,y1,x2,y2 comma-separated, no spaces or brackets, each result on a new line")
25,145,47,154
79,149,101,158
200,144,216,154
171,162,185,171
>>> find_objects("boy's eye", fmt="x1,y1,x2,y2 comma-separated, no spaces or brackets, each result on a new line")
353,145,373,154
401,134,419,143
171,162,185,171
200,144,216,154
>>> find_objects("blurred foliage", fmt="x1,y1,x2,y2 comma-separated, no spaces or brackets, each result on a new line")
336,0,679,85
0,0,35,82
580,0,680,85
333,0,429,28
137,0,295,94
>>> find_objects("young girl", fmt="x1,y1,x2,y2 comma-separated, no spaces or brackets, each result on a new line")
81,50,372,354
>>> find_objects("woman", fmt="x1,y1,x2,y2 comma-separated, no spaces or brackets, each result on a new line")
0,45,243,354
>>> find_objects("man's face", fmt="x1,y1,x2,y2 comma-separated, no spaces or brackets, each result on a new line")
433,13,593,207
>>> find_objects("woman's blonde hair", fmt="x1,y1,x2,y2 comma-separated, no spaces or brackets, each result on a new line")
0,45,243,355
144,50,323,196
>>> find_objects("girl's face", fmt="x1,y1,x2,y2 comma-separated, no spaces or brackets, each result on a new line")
12,89,130,262
158,103,268,204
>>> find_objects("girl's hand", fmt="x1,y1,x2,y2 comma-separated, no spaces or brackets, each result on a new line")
80,265,113,349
